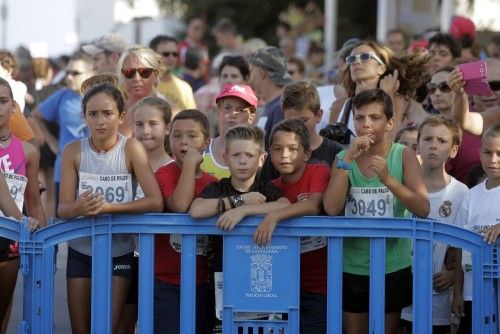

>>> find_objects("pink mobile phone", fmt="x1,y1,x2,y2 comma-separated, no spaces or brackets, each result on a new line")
464,80,493,96
458,61,487,81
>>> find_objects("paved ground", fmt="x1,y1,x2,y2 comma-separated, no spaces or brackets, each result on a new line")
8,243,71,334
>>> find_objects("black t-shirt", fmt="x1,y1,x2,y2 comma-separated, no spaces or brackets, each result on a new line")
258,137,342,183
309,137,344,168
201,177,283,273
201,177,283,202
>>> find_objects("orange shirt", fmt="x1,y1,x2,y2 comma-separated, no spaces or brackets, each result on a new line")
9,102,34,142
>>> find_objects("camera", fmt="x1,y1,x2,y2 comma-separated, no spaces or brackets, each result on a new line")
319,123,353,145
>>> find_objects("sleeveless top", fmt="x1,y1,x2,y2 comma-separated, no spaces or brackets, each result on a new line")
0,135,27,213
200,139,230,179
68,134,135,257
337,143,411,275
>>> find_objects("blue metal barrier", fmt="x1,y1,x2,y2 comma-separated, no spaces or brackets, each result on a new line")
0,214,497,333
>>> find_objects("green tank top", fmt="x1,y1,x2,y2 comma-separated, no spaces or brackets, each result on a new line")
337,143,411,275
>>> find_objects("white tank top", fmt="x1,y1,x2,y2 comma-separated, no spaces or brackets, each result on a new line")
68,134,135,257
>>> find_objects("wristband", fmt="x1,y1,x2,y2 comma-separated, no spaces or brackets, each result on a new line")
336,158,352,170
217,197,224,215
228,195,236,209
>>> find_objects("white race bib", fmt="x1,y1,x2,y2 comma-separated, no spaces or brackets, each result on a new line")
134,185,144,201
345,186,394,217
3,172,27,212
300,236,327,253
79,172,132,204
169,234,208,256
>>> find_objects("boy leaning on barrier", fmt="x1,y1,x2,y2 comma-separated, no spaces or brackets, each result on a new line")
254,118,331,334
400,116,468,333
153,109,218,334
452,124,500,334
189,125,289,332
323,89,429,334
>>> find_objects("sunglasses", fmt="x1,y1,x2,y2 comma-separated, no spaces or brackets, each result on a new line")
427,81,451,94
66,70,84,77
489,80,500,91
121,67,155,79
346,52,384,65
161,51,179,58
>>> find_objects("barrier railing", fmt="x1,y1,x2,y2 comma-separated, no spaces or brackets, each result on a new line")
0,214,497,333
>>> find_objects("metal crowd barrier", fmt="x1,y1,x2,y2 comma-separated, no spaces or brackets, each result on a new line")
0,214,497,333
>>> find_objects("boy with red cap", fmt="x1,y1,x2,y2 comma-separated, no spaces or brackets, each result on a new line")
201,83,259,179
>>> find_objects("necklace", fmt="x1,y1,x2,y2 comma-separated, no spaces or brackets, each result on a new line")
0,132,11,148
90,135,119,155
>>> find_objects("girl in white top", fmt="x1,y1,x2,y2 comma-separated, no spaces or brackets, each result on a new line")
58,83,163,334
453,124,500,334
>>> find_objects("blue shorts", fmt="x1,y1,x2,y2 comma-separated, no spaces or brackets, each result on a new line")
66,247,134,278
154,279,208,334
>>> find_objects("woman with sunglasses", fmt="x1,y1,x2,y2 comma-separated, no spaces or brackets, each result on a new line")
331,40,429,141
428,66,455,119
117,45,173,138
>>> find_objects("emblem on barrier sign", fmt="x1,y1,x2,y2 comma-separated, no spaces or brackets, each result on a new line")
250,254,272,293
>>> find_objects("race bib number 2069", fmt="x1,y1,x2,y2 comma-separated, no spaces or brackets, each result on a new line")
78,172,132,204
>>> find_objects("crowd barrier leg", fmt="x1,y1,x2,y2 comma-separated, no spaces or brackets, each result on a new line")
369,237,386,334
412,234,433,333
327,237,342,334
138,233,154,334
180,234,197,334
91,219,113,333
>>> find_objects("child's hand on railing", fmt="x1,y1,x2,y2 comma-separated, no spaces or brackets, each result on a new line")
253,213,278,247
217,207,246,231
481,224,500,244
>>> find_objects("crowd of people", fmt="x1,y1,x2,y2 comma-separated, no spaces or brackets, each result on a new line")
0,8,499,334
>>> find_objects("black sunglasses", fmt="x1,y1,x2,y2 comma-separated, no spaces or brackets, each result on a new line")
121,67,155,79
161,51,179,57
489,80,500,91
66,70,84,77
427,81,451,94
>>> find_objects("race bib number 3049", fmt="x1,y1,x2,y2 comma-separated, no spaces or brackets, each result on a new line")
345,186,394,218
79,172,132,204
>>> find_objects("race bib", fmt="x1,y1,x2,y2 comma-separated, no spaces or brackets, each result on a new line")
300,236,327,253
169,234,209,256
2,172,27,212
79,172,132,204
134,185,144,201
345,186,394,217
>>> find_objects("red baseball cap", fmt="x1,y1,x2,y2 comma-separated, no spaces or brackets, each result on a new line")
215,83,258,108
449,16,476,40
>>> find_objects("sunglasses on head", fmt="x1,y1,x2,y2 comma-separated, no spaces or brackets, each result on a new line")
427,81,451,94
121,67,155,79
345,52,384,65
161,51,179,57
489,80,500,91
